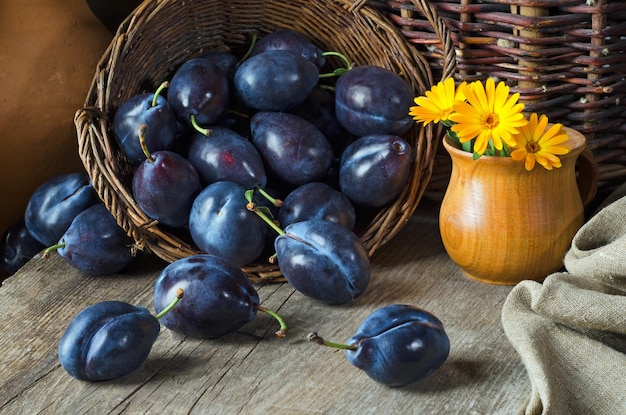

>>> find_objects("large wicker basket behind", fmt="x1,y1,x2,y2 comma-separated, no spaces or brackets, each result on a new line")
371,0,626,201
75,0,454,282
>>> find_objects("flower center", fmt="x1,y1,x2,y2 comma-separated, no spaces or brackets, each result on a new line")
526,141,541,154
483,113,500,129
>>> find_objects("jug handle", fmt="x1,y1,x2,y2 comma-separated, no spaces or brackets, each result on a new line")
576,146,599,207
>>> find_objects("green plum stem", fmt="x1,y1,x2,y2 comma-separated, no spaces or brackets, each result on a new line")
255,305,288,338
190,114,212,136
155,288,184,320
151,81,169,108
239,33,258,63
307,332,357,351
255,186,283,207
319,51,353,78
247,201,285,236
42,242,66,259
138,123,155,163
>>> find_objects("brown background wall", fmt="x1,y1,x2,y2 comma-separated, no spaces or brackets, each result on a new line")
0,0,113,237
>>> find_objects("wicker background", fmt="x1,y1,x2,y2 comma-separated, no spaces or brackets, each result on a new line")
370,0,626,203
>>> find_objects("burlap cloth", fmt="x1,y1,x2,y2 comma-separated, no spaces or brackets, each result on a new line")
502,186,626,415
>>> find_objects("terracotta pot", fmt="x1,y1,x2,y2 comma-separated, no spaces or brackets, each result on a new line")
439,126,597,285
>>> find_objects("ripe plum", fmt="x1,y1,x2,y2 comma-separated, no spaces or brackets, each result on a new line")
234,49,319,111
274,219,370,305
189,181,266,266
335,65,414,137
339,134,412,208
24,172,100,247
186,126,267,189
250,111,334,185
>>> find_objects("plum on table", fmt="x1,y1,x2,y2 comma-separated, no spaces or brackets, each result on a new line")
308,304,450,387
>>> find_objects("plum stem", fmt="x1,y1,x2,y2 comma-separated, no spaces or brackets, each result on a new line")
307,332,357,351
190,114,212,136
239,33,258,63
319,51,353,78
255,186,283,207
155,288,184,320
151,81,169,108
138,123,155,163
255,305,288,338
42,242,65,259
244,190,285,236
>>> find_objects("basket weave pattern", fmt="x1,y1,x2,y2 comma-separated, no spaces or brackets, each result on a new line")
75,0,453,281
372,0,626,198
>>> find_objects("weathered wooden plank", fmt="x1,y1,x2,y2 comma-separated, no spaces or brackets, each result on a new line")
0,207,530,414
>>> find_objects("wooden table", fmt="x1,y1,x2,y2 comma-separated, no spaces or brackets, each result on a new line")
0,203,531,414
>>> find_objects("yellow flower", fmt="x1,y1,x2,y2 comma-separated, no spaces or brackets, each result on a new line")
510,113,570,171
408,77,466,126
449,78,527,155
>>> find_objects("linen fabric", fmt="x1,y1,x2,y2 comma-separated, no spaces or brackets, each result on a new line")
502,190,626,415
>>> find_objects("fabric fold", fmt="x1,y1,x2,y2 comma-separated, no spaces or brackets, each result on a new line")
502,192,626,415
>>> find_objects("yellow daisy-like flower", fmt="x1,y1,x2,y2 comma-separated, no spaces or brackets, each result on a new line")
408,77,466,126
510,113,571,171
449,78,527,155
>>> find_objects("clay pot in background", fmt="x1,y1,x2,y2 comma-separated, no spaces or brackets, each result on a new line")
0,0,113,237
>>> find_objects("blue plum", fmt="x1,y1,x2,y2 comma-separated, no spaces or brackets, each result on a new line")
112,82,178,165
58,301,160,381
53,203,138,276
250,29,326,69
189,181,266,266
250,111,334,185
0,218,45,275
153,254,260,339
234,49,319,111
274,219,370,305
335,65,414,137
278,182,355,230
132,148,202,228
198,51,239,81
24,172,100,247
289,86,354,156
167,58,230,129
345,304,450,387
339,134,412,208
186,126,267,189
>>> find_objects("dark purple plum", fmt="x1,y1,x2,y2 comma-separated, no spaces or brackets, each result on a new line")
0,218,45,275
112,82,178,165
58,301,160,381
309,304,450,387
167,58,230,129
339,135,412,208
250,29,326,69
274,219,370,305
186,126,267,189
52,203,138,276
24,172,100,246
278,182,355,230
198,51,239,81
189,181,266,266
289,86,353,156
234,49,319,111
347,304,450,386
132,146,202,228
153,254,260,339
335,65,414,137
250,111,334,185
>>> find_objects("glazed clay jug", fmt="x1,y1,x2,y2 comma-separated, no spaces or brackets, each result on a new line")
439,126,596,285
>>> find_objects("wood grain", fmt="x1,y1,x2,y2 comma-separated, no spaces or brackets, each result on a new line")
0,205,530,414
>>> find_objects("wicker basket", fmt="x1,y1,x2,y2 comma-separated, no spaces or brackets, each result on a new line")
75,0,454,282
370,0,626,202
